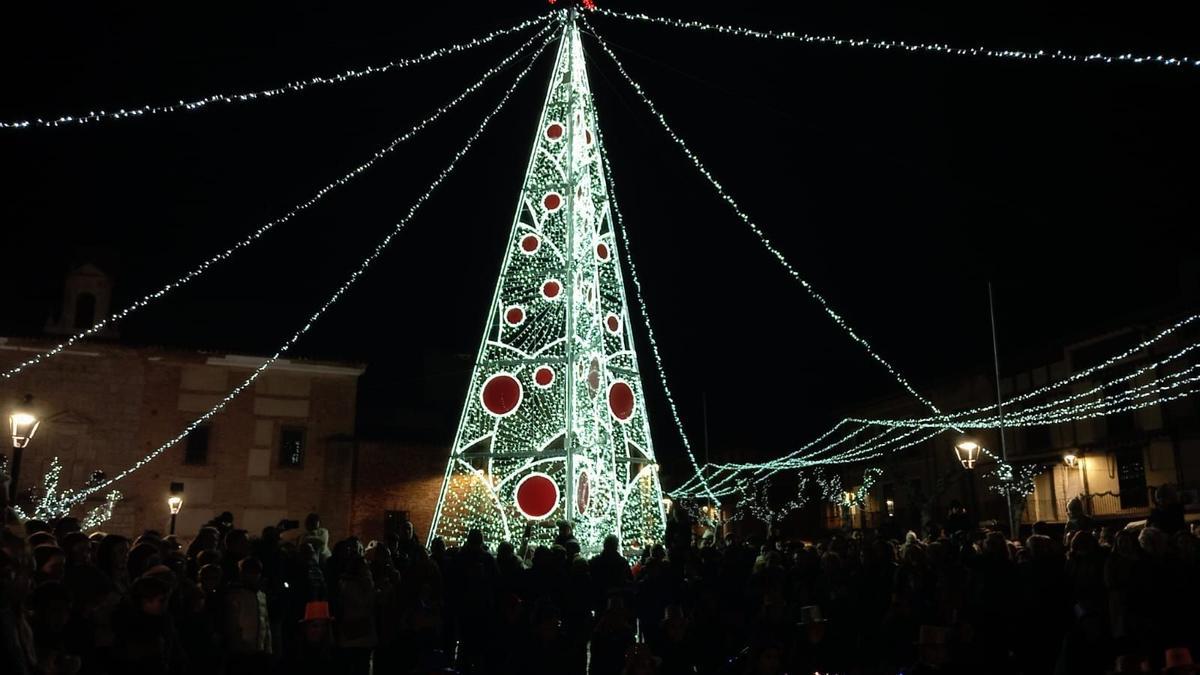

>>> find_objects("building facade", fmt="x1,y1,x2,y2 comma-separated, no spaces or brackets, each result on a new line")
820,313,1200,533
0,331,364,538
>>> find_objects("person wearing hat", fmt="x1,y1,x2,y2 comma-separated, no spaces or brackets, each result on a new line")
276,601,337,675
1164,647,1197,674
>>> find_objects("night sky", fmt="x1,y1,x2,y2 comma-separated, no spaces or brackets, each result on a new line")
2,2,1197,484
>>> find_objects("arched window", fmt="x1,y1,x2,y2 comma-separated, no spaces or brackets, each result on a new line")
74,293,96,329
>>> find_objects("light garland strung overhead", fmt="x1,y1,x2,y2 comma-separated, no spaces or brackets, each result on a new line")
582,17,962,436
81,491,123,531
0,21,557,382
0,14,552,129
591,8,1200,71
594,117,720,508
848,314,1200,429
62,33,556,505
674,323,1199,500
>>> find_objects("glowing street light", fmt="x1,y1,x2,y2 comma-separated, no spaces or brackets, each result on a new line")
954,436,982,469
168,494,183,535
7,395,41,501
1063,453,1078,469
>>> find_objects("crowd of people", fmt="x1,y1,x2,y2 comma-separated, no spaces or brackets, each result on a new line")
2,504,1199,674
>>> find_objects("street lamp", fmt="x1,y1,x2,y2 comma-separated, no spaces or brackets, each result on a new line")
954,436,982,469
7,395,41,502
168,495,183,535
1063,453,1078,469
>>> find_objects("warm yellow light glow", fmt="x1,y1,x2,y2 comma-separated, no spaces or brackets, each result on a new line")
168,496,183,514
1063,453,1078,468
10,411,40,448
954,436,982,469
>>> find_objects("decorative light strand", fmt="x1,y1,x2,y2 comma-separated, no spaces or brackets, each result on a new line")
0,22,555,382
852,314,1200,428
849,344,1200,429
0,14,552,129
592,8,1200,72
583,17,961,433
593,109,720,508
81,491,123,531
65,33,555,505
677,331,1200,498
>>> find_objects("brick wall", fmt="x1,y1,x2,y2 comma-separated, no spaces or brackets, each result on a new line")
1,338,362,541
349,439,446,543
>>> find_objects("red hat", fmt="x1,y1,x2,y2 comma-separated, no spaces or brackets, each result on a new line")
301,601,333,623
1164,647,1196,673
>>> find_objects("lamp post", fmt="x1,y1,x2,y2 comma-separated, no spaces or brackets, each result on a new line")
955,434,1014,537
8,395,41,502
168,495,183,535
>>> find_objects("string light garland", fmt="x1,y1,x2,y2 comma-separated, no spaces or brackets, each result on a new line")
13,456,123,526
588,14,1200,499
676,330,1199,499
81,491,123,531
591,8,1200,72
0,21,557,382
582,18,961,437
985,462,1043,499
0,14,553,130
429,17,669,553
849,314,1200,428
594,104,719,508
63,32,557,506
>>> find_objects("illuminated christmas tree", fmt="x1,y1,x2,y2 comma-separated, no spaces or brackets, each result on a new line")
429,17,666,552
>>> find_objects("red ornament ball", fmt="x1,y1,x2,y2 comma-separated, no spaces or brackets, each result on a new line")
608,380,635,421
505,306,525,326
543,193,562,211
596,242,610,261
546,122,564,140
542,279,562,300
515,473,558,519
606,313,621,334
481,374,522,417
534,366,555,388
576,471,590,515
520,234,540,253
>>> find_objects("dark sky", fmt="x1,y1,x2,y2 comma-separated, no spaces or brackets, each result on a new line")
2,2,1197,484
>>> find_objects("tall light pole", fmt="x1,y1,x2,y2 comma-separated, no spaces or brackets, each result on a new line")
8,395,41,502
987,282,1017,539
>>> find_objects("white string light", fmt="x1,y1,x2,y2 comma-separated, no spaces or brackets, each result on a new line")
851,314,1200,428
849,342,1200,429
64,32,557,505
80,491,123,531
582,17,961,435
592,8,1200,71
675,326,1200,498
0,23,555,382
593,111,720,508
0,14,552,130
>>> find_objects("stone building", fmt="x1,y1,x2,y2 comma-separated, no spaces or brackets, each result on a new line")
2,264,364,539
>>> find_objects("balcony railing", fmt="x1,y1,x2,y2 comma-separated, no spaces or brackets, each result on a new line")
1022,487,1160,523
